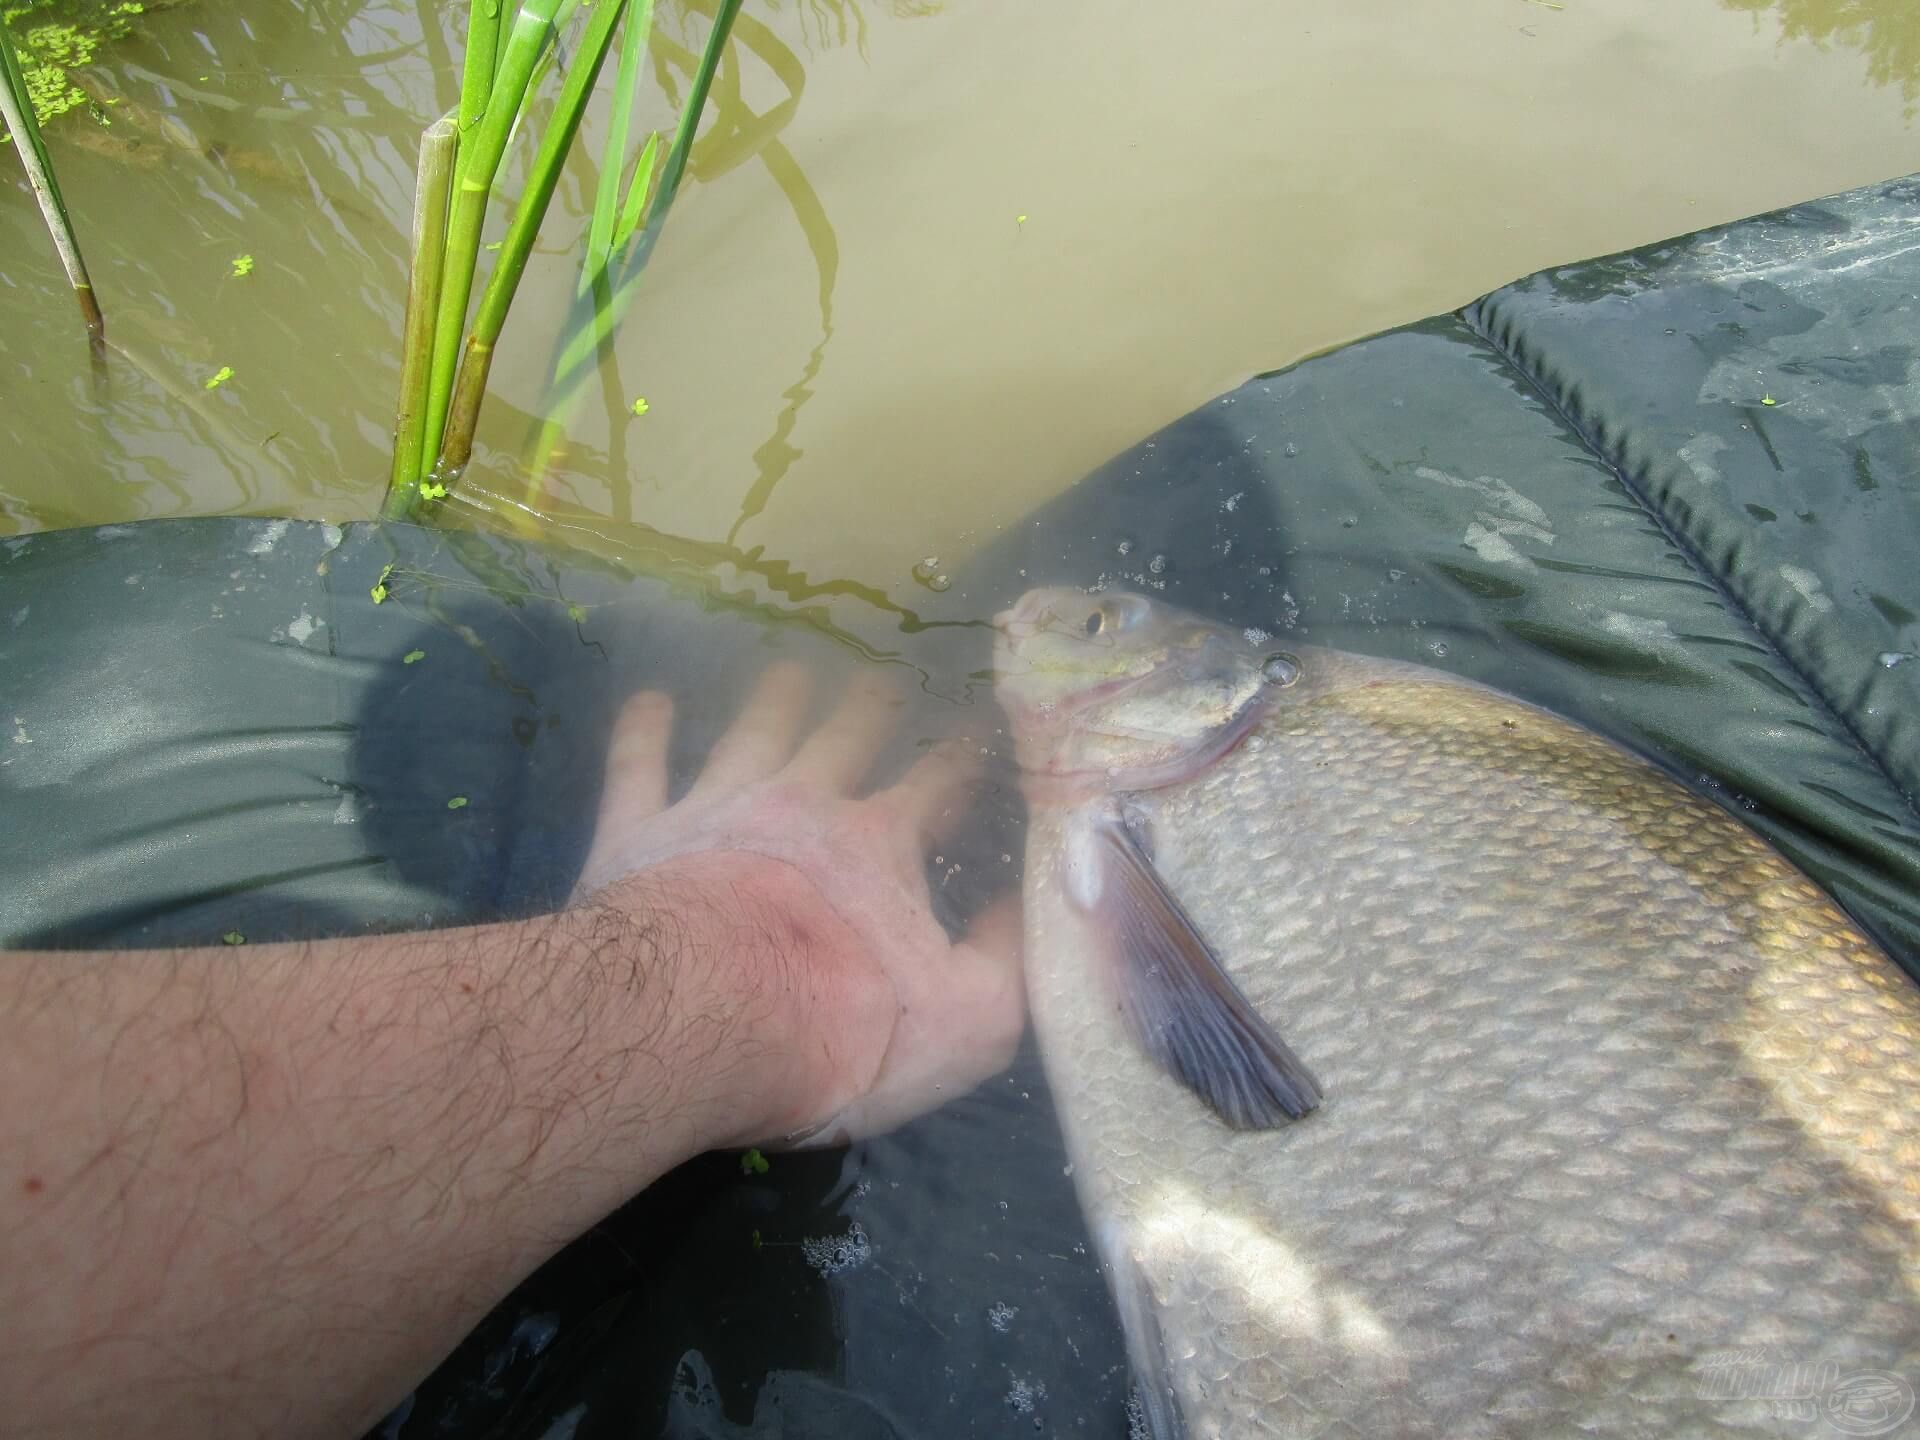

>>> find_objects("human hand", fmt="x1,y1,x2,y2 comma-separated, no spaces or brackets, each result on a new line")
572,663,1025,1149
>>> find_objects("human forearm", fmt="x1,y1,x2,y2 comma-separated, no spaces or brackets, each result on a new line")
0,870,782,1439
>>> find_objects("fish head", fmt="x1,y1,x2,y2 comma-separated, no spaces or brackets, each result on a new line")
994,587,1300,789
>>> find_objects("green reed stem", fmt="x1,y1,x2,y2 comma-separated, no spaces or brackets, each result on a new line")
0,20,103,346
435,0,632,482
384,115,459,518
646,0,742,236
456,0,506,133
590,0,655,268
419,0,562,480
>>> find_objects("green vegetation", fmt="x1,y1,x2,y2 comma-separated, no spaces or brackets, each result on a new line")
1,0,147,127
383,0,746,522
1,8,103,343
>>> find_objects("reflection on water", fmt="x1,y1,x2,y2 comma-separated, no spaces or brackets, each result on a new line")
1726,0,1920,109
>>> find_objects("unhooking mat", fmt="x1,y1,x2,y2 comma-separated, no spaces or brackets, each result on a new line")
2,172,1917,1437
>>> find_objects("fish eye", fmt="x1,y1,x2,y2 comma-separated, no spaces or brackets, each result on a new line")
1084,611,1104,636
1262,652,1302,687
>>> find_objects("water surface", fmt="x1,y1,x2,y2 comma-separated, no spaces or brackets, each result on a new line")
2,0,1916,632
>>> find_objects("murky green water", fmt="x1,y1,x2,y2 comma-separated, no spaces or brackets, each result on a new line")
3,0,1917,596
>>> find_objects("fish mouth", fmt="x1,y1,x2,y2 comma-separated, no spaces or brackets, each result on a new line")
991,594,1048,643
990,608,1033,642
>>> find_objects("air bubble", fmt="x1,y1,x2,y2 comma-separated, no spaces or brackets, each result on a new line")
801,1223,871,1275
1148,554,1167,575
1262,653,1300,685
1429,641,1450,658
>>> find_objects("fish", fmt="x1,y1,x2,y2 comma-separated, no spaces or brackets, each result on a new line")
994,585,1920,1439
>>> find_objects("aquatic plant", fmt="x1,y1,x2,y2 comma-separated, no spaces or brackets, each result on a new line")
1,0,153,127
388,116,458,503
384,0,744,521
0,11,103,345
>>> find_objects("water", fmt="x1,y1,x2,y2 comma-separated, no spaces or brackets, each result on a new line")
2,0,1916,615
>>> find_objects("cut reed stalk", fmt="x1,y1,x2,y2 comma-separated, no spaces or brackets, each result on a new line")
385,114,459,518
0,20,104,347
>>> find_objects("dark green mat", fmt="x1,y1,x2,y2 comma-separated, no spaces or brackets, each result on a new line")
2,171,1916,1437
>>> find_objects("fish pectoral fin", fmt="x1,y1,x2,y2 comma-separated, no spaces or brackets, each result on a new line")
1090,815,1322,1127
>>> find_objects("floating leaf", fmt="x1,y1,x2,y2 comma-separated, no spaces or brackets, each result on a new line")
447,795,469,810
630,396,649,416
1761,394,1778,406
371,563,394,605
231,254,254,277
204,365,234,390
1016,213,1027,225
221,931,246,945
741,1148,770,1175
567,602,587,623
420,479,448,500
750,1228,763,1250
403,648,426,664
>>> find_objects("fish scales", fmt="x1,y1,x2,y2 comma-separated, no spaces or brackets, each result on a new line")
1004,596,1920,1440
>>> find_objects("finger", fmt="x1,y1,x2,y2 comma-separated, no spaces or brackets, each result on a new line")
574,690,676,899
930,894,1029,1084
786,669,906,794
690,661,814,796
597,690,674,826
878,737,984,844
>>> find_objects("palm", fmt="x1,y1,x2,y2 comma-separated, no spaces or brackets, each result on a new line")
573,663,1025,1145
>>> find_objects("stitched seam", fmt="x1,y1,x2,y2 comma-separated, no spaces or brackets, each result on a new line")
1460,300,1919,829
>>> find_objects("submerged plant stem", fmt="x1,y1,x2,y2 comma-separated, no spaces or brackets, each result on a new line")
525,0,745,486
0,20,103,346
386,115,459,519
